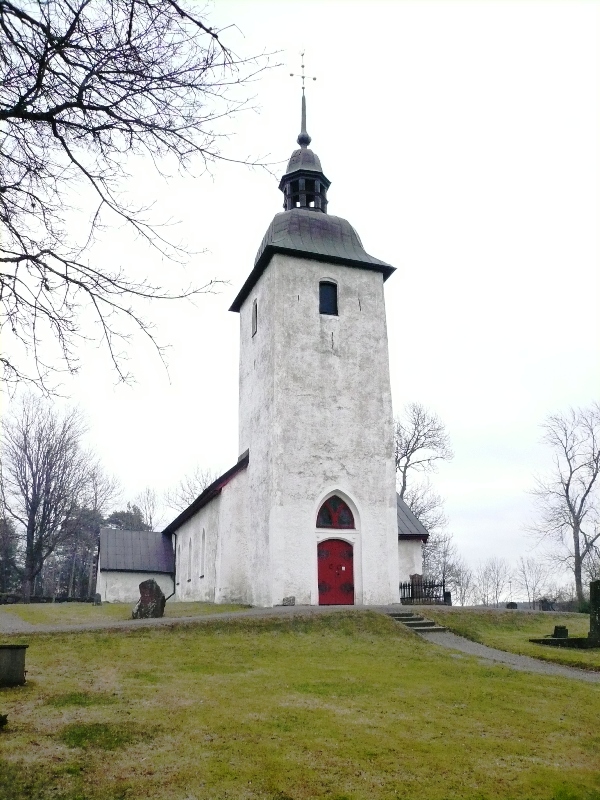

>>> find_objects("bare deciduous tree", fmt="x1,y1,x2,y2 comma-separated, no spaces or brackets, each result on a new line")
394,403,454,580
135,486,159,531
403,479,448,536
451,558,475,606
0,395,93,601
0,514,19,593
474,557,512,607
529,403,600,603
584,539,600,583
0,0,270,390
422,530,456,585
515,556,549,609
394,403,454,502
164,466,218,514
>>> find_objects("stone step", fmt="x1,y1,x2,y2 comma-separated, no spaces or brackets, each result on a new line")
411,626,448,633
386,611,447,634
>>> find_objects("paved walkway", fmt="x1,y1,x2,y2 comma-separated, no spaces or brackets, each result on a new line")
2,604,599,683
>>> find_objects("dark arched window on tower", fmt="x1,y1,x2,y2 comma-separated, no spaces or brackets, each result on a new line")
319,281,338,316
316,495,355,529
251,299,257,337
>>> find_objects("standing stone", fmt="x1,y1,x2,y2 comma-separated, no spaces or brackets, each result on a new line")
132,579,166,619
589,580,600,640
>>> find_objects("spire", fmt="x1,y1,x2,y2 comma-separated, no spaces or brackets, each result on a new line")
282,53,330,213
290,52,315,148
298,92,311,147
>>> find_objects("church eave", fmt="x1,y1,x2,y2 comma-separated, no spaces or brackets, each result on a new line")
398,533,429,543
229,245,395,313
278,168,331,192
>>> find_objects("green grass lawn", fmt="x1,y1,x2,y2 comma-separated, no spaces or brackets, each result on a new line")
423,607,600,672
1,611,599,800
0,600,248,627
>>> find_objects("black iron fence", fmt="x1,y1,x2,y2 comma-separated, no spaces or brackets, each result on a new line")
400,580,449,605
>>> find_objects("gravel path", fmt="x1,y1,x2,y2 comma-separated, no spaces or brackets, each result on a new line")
417,628,600,683
0,612,36,633
2,604,599,683
0,603,357,635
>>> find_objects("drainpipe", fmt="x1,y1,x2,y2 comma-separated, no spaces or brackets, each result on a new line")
164,533,177,601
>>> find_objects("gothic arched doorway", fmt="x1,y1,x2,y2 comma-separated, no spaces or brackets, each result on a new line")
317,539,354,605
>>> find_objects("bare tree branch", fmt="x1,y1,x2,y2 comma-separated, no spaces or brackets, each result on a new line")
528,402,600,603
394,403,454,501
0,394,95,600
164,464,217,513
0,0,274,391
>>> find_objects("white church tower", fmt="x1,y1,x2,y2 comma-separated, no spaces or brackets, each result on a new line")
228,91,400,606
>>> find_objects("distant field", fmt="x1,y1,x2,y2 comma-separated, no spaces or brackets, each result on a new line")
424,607,600,671
1,611,599,800
0,600,248,627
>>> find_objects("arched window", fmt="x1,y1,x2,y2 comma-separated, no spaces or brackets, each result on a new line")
200,529,206,578
251,299,257,337
319,281,338,316
187,539,192,581
316,495,355,529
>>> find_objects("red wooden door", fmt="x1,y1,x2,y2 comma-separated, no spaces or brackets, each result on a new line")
317,539,354,605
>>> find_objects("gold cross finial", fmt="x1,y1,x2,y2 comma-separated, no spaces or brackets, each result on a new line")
290,51,317,95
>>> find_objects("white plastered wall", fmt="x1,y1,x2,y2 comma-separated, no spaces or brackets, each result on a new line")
238,253,400,606
174,493,221,603
97,570,174,603
173,467,272,607
397,539,424,581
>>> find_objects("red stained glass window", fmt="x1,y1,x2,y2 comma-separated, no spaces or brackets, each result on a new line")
316,496,355,529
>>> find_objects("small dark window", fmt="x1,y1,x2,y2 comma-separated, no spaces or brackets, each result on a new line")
317,496,355,529
252,299,257,337
319,281,338,315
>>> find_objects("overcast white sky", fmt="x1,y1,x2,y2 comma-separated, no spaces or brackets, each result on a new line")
5,1,599,577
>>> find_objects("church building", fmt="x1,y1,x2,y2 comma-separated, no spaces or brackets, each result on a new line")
97,93,428,605
157,94,428,608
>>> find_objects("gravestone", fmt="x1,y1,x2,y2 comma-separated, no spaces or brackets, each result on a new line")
553,625,568,638
93,593,102,606
589,580,600,640
131,579,166,619
0,645,28,687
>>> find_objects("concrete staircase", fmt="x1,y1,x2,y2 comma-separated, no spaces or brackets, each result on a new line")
387,609,448,633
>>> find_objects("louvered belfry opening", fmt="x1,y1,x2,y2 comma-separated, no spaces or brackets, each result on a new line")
283,175,329,212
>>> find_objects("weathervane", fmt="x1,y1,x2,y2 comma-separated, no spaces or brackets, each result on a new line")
290,52,315,147
290,51,316,95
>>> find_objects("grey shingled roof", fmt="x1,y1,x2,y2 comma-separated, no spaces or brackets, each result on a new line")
99,528,174,573
397,495,430,541
229,209,395,312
